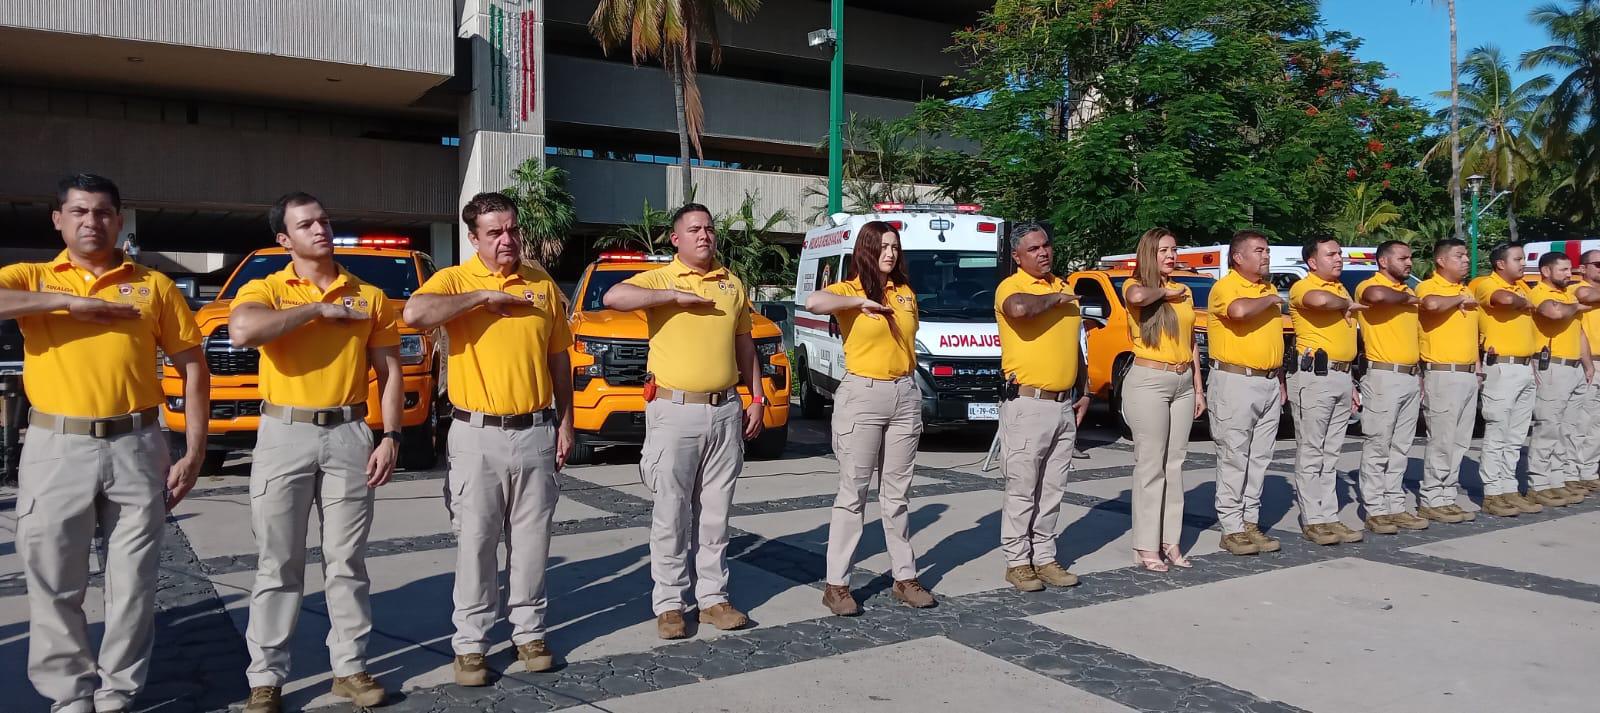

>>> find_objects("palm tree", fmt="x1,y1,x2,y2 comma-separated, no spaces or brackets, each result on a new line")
589,1,762,200
1424,46,1551,242
1523,0,1600,226
501,159,577,269
1332,183,1404,243
715,191,794,295
802,114,945,222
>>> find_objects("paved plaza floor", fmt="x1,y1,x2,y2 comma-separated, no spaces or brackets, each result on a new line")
2,416,1597,712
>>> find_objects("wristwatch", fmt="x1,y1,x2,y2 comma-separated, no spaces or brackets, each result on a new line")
382,430,403,445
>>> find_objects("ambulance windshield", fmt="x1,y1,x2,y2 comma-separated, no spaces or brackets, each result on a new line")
905,250,999,323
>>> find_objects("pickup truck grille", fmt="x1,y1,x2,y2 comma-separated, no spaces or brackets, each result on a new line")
926,359,1003,395
598,339,650,386
204,326,260,376
210,399,263,420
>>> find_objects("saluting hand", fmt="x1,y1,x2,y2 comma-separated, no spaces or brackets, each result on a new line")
479,289,533,317
1163,287,1187,301
316,302,368,321
1458,294,1479,312
69,296,142,324
164,452,202,510
857,297,893,319
365,437,397,487
671,290,715,308
1055,292,1081,307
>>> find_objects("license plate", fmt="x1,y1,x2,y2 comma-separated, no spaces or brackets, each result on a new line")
967,402,999,420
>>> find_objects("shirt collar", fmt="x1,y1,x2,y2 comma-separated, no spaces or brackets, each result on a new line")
49,249,135,276
465,253,528,280
670,256,727,278
275,261,353,294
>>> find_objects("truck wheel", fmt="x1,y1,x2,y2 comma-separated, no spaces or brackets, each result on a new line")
568,436,596,466
201,449,229,476
1107,353,1133,437
749,424,788,460
795,352,825,420
400,408,439,471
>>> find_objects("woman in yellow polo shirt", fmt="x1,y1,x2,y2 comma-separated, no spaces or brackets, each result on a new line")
802,220,934,616
1120,228,1205,571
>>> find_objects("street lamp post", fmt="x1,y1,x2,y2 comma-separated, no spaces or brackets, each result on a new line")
1467,173,1484,278
808,1,844,217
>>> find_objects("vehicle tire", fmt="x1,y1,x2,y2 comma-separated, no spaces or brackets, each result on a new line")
201,449,229,476
749,424,788,460
795,351,825,420
0,423,19,486
568,436,596,466
1107,353,1134,437
400,407,439,471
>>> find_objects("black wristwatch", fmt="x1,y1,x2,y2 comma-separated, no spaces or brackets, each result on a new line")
382,430,403,445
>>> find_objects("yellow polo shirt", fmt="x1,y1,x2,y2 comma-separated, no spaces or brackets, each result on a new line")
1121,278,1194,365
0,251,201,418
823,278,917,379
232,264,400,409
1206,271,1283,370
413,255,571,415
621,256,753,393
1416,273,1479,364
1289,273,1357,361
1582,279,1600,356
1529,280,1582,360
1470,272,1537,358
1354,271,1420,365
994,270,1081,390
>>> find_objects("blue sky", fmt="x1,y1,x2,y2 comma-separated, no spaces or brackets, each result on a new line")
1319,0,1551,110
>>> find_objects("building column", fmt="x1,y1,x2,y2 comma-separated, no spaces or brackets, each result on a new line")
457,0,546,261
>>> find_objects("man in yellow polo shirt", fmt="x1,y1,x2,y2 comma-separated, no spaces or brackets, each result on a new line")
603,203,765,640
1572,249,1600,491
1353,240,1429,534
1288,236,1366,546
404,192,574,682
1415,238,1481,523
228,192,402,712
0,174,209,713
1469,243,1543,516
1205,230,1285,556
993,224,1087,591
1525,252,1591,507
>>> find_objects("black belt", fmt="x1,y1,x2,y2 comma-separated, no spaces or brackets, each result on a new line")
1549,357,1584,368
452,408,554,430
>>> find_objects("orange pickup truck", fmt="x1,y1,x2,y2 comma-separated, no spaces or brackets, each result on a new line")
564,251,791,464
160,238,447,472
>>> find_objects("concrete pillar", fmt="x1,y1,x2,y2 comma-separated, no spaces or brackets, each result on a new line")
430,222,456,266
457,0,546,260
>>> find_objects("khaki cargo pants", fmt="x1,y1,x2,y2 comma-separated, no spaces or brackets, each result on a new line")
998,392,1077,568
1288,369,1352,526
1120,365,1194,551
245,415,376,687
1358,368,1422,516
1206,369,1282,534
444,413,559,653
1420,369,1479,508
1477,362,1535,496
1577,381,1600,484
640,394,744,615
16,419,168,713
1529,362,1585,490
827,374,923,584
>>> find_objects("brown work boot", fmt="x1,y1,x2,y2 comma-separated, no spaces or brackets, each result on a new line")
1444,504,1477,521
699,603,750,631
331,671,385,707
822,584,861,616
1527,488,1568,507
1301,524,1340,546
1558,485,1587,502
517,639,555,673
1389,511,1430,530
1243,522,1281,553
1034,562,1080,588
1479,495,1520,517
656,610,688,639
243,686,281,713
1418,505,1464,524
454,654,489,687
1004,565,1046,592
1364,515,1399,535
1220,532,1261,556
1328,521,1365,543
892,579,937,608
1506,492,1545,513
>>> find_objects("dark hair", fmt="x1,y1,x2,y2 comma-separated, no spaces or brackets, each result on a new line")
1376,240,1408,260
1302,235,1340,262
1433,238,1467,259
1229,229,1269,266
56,173,121,211
269,191,322,236
1582,249,1600,264
462,192,518,232
852,221,911,344
669,202,713,230
1488,242,1522,269
1539,251,1570,269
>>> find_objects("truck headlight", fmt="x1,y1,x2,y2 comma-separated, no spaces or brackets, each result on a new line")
755,337,783,359
400,334,426,365
575,338,611,356
915,339,930,355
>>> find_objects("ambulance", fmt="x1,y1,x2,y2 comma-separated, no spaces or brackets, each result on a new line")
792,203,1004,427
1522,239,1600,274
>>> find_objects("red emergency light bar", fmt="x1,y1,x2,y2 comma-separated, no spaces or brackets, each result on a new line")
598,251,672,263
333,236,411,248
872,203,984,214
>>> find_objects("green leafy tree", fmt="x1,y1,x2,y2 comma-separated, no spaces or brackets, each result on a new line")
803,114,949,221
915,0,1435,268
1331,183,1403,243
1522,0,1600,228
715,191,795,295
596,197,674,253
588,0,762,199
501,160,577,269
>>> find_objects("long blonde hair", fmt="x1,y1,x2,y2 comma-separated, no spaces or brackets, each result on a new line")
1132,228,1179,347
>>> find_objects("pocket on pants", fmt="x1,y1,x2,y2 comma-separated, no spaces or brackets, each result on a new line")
638,444,663,494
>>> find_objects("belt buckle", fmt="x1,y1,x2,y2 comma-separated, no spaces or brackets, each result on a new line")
709,392,725,407
314,410,332,427
91,419,112,438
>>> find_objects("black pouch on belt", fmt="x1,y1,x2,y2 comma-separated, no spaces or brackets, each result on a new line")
1002,378,1019,402
1484,347,1498,367
1313,349,1329,376
1298,350,1313,374
1538,347,1551,371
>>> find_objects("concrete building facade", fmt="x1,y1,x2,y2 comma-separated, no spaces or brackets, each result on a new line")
0,0,982,277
